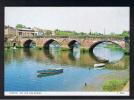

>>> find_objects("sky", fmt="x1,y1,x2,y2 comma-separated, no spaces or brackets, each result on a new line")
5,7,129,34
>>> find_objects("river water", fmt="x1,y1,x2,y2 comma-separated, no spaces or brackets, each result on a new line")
4,42,129,91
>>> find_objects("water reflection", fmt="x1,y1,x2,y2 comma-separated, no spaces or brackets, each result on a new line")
68,41,80,61
4,42,127,69
93,42,124,63
23,48,33,58
43,50,54,60
73,47,80,60
5,48,128,70
5,49,98,67
4,43,129,91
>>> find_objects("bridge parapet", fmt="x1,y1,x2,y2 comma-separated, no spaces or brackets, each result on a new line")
19,35,124,39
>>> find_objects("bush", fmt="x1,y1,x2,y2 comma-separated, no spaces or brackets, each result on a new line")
103,79,128,91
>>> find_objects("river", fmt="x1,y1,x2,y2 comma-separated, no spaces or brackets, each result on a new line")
4,42,129,91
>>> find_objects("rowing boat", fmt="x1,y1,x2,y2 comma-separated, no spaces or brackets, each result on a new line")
37,68,63,74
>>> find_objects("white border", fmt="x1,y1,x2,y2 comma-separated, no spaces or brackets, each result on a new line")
5,91,129,96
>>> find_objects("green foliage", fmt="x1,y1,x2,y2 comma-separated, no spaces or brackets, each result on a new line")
54,29,129,37
109,32,118,37
103,79,128,91
79,32,86,36
91,32,102,35
122,31,129,37
14,25,129,38
55,29,101,36
55,29,77,36
45,30,52,36
16,24,26,29
105,54,129,70
105,43,123,51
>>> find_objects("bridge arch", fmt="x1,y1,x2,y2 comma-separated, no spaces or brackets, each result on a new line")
23,39,36,48
68,40,80,50
89,40,123,52
43,39,61,50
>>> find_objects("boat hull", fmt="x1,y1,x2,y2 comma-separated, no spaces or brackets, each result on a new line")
94,63,105,68
37,69,63,74
37,72,62,78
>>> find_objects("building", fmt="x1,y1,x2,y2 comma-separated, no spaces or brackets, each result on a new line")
5,26,54,38
4,25,17,37
17,28,35,37
52,31,56,36
32,27,45,36
34,32,44,36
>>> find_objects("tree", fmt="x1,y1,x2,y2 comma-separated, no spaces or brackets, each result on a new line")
79,32,86,36
45,30,52,36
16,24,26,29
122,31,129,37
110,32,116,36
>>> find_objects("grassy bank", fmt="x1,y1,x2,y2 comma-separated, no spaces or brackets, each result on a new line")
105,43,129,55
105,43,123,51
102,79,128,91
105,54,129,70
83,69,129,91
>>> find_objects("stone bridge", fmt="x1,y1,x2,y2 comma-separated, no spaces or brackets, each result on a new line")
13,36,126,50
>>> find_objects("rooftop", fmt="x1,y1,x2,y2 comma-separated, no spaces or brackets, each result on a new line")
17,28,34,32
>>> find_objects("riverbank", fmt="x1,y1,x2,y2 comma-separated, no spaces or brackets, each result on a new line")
83,69,129,91
122,81,129,92
105,42,129,55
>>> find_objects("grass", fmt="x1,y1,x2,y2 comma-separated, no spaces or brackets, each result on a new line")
105,42,130,55
105,55,129,70
105,63,127,70
102,79,128,91
105,44,123,51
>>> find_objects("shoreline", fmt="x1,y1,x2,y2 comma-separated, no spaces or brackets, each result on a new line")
82,69,129,92
122,81,129,92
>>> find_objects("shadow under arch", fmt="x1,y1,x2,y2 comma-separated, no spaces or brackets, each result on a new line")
23,39,36,48
68,40,80,50
68,51,76,61
23,48,33,58
43,50,55,60
89,41,124,63
43,39,61,50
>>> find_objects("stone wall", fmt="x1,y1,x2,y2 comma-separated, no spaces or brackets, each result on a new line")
15,37,126,50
